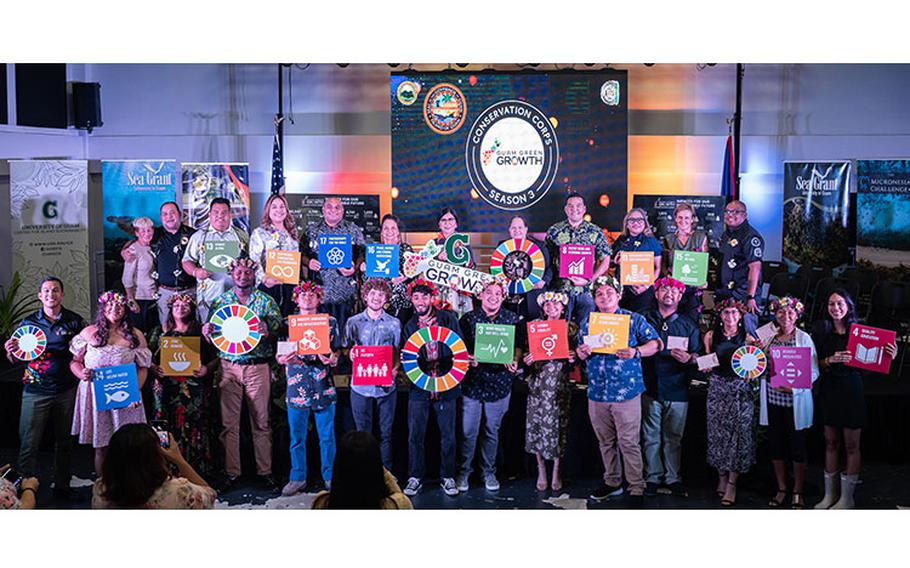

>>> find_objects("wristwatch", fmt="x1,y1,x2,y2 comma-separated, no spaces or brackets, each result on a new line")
634,347,641,359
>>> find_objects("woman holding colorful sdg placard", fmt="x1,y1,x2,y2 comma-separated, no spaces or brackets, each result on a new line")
612,208,663,314
661,202,709,321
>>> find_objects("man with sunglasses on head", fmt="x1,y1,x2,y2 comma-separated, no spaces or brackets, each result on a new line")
717,200,764,318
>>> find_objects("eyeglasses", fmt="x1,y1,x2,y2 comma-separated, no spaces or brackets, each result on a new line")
724,209,746,216
626,218,646,224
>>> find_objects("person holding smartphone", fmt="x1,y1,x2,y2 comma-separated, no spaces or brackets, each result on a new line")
1,464,40,509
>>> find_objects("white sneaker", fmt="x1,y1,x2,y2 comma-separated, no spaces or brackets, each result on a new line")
442,478,459,496
455,474,470,492
403,477,422,496
484,475,501,491
281,480,306,496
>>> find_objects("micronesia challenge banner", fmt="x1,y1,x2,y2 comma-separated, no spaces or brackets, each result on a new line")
782,161,853,269
102,160,177,291
180,163,250,233
10,160,91,319
856,159,910,268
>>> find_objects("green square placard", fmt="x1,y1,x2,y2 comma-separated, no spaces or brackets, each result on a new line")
203,241,240,273
474,323,516,365
672,250,709,287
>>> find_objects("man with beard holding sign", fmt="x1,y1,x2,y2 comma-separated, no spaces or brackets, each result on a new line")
401,279,463,497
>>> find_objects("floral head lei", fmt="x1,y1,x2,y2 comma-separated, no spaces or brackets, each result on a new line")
98,291,128,306
481,274,510,296
592,275,622,294
770,295,805,317
361,278,392,298
536,291,569,307
407,278,439,298
716,298,746,314
167,293,197,308
654,277,686,292
229,257,259,272
292,281,324,301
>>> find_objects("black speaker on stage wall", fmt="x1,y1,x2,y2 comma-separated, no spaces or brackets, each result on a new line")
72,82,102,132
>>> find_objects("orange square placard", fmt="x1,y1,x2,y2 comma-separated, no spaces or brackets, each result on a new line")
620,251,655,286
160,336,202,376
586,313,630,355
528,320,570,361
289,314,331,355
266,250,302,284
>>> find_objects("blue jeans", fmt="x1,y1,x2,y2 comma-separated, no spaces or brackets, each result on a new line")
288,404,336,483
640,394,688,485
350,391,397,470
458,394,511,480
18,387,76,489
408,392,457,480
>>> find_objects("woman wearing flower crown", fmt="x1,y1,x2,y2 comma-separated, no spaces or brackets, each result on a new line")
69,291,153,476
147,293,220,478
753,296,819,509
701,298,757,507
522,291,576,492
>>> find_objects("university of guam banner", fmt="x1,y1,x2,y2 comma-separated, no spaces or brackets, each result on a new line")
856,159,910,268
10,160,91,319
101,160,177,290
180,163,250,232
782,161,853,269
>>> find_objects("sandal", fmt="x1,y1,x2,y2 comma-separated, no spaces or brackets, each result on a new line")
791,493,805,509
720,482,737,507
768,489,787,507
716,475,728,498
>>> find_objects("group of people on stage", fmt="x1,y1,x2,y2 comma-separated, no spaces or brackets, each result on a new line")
1,191,897,510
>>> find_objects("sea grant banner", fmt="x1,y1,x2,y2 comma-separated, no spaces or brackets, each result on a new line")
102,160,177,291
856,159,910,268
10,160,91,319
782,161,852,269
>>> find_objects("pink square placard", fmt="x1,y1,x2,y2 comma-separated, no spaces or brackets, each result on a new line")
769,346,812,389
559,244,595,280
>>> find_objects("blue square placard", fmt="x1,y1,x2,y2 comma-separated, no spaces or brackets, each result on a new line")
93,363,141,411
318,234,353,269
366,244,400,278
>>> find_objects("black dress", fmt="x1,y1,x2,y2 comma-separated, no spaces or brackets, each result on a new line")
812,322,865,429
705,329,756,473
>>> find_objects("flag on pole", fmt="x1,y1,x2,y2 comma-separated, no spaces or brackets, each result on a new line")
721,133,736,202
270,114,285,195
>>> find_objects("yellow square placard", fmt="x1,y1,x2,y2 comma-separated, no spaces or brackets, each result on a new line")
587,313,630,354
265,250,302,284
160,336,202,376
620,251,655,286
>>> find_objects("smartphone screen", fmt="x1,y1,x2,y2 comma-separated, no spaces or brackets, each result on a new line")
1,467,23,490
151,421,170,448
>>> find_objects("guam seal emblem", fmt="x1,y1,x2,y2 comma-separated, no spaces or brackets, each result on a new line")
423,83,467,135
465,99,559,211
396,80,420,106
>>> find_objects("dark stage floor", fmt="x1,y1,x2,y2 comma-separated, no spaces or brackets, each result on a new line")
5,445,909,510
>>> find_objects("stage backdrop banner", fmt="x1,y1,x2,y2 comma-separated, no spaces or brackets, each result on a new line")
631,195,725,248
285,194,381,243
782,161,852,269
101,160,177,291
10,160,91,319
856,159,910,268
180,163,250,233
391,70,628,233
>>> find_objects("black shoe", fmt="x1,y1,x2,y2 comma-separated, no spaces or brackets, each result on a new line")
218,475,241,493
628,494,645,509
666,481,688,497
589,484,624,501
52,487,83,502
258,474,280,492
644,482,661,496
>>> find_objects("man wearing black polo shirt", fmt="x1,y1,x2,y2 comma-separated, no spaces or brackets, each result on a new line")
4,277,85,501
122,201,197,324
641,277,700,497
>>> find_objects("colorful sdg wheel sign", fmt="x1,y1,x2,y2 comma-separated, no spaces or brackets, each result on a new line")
12,325,47,361
401,326,469,393
731,345,767,380
209,304,262,355
488,238,546,294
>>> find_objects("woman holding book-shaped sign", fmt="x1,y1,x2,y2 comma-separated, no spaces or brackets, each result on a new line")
811,289,897,509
